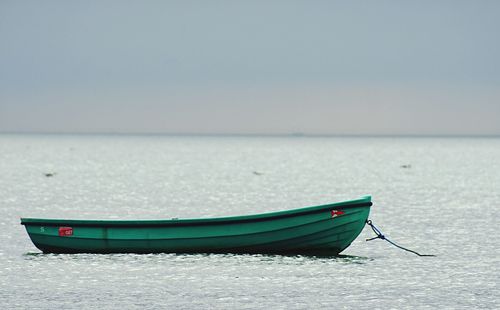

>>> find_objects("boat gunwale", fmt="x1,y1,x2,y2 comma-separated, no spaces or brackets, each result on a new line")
20,197,372,228
25,210,366,241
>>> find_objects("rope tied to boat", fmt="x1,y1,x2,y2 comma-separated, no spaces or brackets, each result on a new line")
366,220,435,257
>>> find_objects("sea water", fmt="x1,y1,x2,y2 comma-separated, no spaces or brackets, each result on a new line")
0,134,499,309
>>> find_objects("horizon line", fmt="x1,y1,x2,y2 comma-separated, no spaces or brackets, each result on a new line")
1,131,499,138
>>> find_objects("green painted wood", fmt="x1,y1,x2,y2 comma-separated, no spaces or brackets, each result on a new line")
21,196,372,255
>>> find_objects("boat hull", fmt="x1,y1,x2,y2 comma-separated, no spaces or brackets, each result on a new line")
21,196,371,255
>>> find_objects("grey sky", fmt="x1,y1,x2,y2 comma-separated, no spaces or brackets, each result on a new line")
1,0,499,135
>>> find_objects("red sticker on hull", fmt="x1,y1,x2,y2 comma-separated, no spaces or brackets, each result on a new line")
58,227,73,236
331,210,345,218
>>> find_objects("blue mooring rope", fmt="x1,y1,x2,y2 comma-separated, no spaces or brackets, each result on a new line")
366,220,435,257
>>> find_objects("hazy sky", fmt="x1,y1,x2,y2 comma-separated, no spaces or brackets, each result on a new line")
1,1,499,135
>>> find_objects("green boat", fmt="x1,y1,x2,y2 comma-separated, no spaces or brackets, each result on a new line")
21,196,372,255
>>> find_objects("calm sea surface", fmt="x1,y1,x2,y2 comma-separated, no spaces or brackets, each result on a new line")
0,134,499,309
